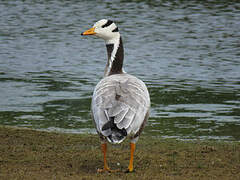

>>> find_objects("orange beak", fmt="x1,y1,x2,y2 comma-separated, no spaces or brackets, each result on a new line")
81,27,96,36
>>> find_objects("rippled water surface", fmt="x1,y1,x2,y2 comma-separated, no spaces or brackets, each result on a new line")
1,0,240,141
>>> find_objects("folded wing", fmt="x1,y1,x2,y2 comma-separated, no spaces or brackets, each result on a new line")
91,74,150,140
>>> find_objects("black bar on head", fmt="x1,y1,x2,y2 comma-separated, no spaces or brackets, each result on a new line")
102,20,113,28
112,27,119,32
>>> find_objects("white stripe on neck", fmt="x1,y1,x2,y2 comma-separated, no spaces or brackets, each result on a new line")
105,34,120,76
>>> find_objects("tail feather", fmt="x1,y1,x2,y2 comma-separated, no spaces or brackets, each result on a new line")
102,117,127,144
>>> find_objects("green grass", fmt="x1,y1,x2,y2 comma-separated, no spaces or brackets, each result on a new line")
0,126,240,180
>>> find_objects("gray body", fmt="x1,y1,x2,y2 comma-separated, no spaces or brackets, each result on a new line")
92,73,150,144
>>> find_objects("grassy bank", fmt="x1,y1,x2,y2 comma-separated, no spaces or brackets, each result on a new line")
0,126,239,180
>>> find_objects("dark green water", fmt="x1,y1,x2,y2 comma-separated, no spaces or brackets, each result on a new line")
1,0,240,141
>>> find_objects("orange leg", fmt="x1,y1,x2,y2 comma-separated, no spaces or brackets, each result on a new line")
98,143,119,173
98,143,110,172
126,142,136,173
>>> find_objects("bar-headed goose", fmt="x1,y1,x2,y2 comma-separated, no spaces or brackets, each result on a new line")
81,19,150,173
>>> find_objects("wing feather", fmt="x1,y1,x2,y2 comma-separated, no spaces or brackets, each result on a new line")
114,108,129,124
108,102,128,117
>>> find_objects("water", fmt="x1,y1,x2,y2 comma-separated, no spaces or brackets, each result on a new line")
1,0,240,141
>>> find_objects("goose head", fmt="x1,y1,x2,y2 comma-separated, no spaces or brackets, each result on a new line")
81,19,120,44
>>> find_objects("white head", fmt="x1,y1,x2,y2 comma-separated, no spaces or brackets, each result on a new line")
81,19,120,44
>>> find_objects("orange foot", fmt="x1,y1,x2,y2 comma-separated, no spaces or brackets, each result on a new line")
97,167,119,173
125,168,134,173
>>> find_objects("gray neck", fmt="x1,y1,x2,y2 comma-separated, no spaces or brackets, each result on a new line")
104,37,124,77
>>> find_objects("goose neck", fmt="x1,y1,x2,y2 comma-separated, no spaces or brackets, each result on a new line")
104,36,124,77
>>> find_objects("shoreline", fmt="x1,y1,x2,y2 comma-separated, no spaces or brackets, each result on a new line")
0,126,239,179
